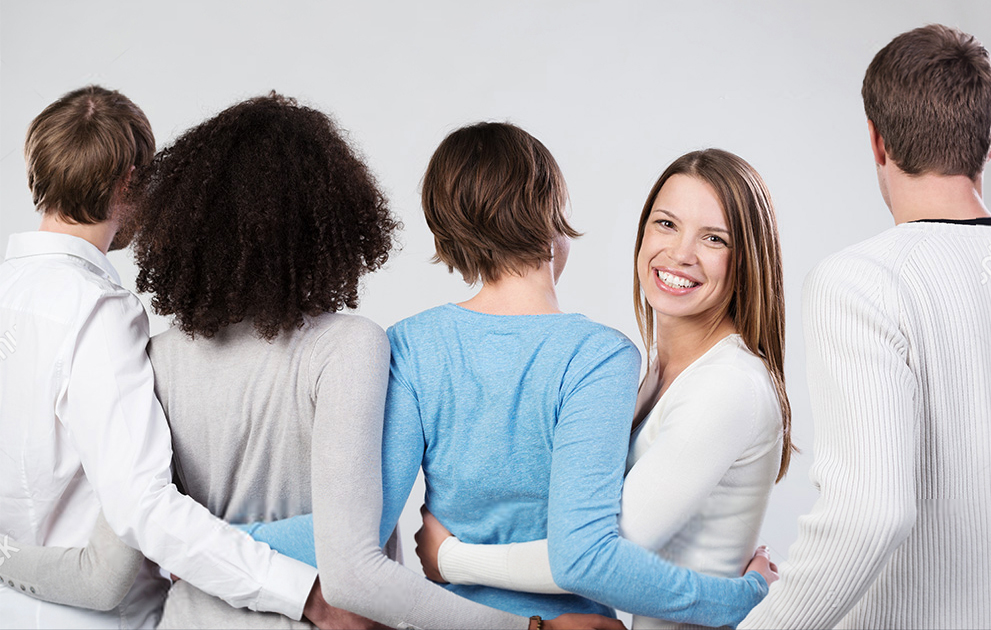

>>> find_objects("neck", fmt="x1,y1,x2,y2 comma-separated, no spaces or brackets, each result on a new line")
653,310,736,387
38,212,118,254
886,170,989,225
458,262,561,315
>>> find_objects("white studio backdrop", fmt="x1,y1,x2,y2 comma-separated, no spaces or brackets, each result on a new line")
2,0,989,623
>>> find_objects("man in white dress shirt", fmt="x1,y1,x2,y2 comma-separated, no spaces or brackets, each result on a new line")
0,86,335,629
741,24,991,630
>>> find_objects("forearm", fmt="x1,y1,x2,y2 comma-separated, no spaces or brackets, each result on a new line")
238,516,316,568
551,531,767,626
438,536,566,594
0,512,142,611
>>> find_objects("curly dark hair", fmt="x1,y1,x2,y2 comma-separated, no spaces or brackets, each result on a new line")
130,93,398,339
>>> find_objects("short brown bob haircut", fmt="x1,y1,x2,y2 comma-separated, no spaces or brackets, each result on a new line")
422,122,579,284
25,85,155,224
863,24,991,180
633,149,794,481
130,93,397,340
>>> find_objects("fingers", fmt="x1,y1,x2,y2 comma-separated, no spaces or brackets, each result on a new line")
603,616,627,629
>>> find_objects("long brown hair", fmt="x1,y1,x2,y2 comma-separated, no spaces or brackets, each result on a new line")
632,149,794,481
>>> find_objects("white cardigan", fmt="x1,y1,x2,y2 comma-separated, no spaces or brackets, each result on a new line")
438,334,783,629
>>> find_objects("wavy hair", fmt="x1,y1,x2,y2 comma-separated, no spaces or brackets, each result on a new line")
130,93,398,339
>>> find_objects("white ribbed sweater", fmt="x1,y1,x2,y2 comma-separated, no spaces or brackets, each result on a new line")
741,221,991,629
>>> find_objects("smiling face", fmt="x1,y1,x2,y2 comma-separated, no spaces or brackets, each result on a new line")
636,174,734,325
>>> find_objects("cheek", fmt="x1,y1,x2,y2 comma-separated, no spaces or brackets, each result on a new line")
712,251,734,294
636,241,653,285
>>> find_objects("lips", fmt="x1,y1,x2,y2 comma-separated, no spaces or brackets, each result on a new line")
654,268,702,294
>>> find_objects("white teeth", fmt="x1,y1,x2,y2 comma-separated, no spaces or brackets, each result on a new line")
656,270,699,289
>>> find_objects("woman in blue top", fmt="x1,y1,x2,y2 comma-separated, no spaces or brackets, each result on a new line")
245,124,776,627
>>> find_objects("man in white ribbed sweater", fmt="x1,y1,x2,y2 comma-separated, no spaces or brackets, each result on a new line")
741,24,991,630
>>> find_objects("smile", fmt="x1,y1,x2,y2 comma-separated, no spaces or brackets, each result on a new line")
656,269,701,290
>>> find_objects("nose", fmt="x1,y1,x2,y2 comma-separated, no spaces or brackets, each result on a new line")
668,233,697,265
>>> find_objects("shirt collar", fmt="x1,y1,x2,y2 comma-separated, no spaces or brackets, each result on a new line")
5,232,122,285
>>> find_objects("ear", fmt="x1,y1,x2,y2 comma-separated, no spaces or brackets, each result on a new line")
867,120,886,166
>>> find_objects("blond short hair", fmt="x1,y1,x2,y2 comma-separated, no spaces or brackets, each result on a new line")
25,85,154,223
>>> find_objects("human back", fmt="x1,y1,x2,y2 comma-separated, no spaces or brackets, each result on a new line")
126,92,398,628
801,221,991,628
151,314,388,628
383,303,638,618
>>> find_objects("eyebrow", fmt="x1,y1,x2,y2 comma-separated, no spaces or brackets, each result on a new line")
652,208,730,235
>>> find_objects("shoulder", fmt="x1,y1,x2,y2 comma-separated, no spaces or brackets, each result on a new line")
674,338,780,430
805,225,929,301
557,317,641,384
387,303,459,336
307,312,389,360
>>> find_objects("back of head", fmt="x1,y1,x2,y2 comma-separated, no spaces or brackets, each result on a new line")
421,121,578,284
25,85,154,224
131,93,398,339
862,24,991,179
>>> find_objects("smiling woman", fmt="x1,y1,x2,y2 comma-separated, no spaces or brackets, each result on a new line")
637,174,735,324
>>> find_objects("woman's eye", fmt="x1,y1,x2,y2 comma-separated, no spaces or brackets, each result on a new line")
705,235,728,245
655,219,674,228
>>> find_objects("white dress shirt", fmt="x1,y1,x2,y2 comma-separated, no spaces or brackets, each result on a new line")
0,232,317,629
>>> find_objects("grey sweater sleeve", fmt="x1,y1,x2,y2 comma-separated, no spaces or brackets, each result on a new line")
308,316,527,630
0,511,143,610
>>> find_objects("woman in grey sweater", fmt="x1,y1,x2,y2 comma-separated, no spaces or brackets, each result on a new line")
0,94,614,630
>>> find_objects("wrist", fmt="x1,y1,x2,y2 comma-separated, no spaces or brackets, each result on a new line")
528,615,543,630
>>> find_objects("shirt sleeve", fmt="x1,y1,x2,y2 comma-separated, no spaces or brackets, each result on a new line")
307,316,527,629
739,256,918,629
438,536,564,594
237,516,317,569
378,330,426,547
0,511,143,611
546,339,767,627
58,291,317,620
437,362,768,595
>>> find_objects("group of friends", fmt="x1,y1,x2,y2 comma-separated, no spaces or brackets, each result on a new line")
0,22,989,630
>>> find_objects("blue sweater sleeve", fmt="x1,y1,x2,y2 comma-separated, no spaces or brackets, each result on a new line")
379,331,426,546
546,340,767,627
235,515,316,568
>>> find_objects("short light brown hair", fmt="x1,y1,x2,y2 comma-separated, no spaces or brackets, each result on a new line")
421,122,579,284
25,85,155,224
633,149,794,481
863,24,991,179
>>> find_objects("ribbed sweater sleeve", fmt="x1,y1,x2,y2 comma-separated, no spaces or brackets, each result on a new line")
740,245,918,629
307,316,527,630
